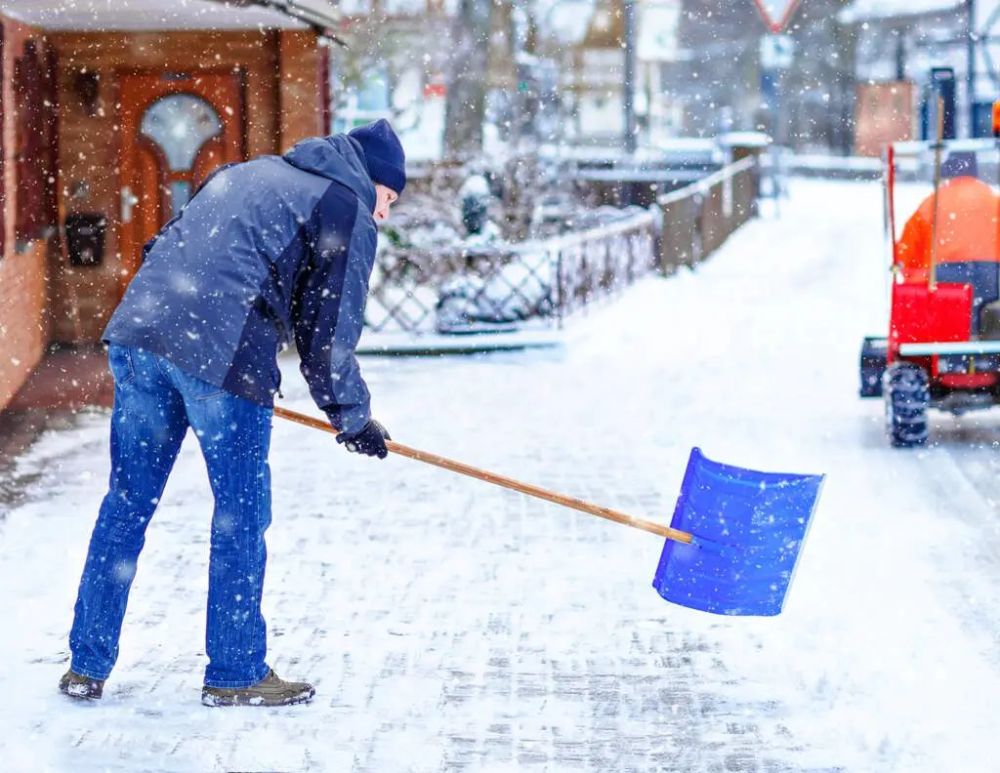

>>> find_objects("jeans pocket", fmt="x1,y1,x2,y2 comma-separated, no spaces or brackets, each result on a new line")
108,345,136,386
189,378,228,401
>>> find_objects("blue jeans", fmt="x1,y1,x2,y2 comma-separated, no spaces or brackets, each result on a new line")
69,344,273,688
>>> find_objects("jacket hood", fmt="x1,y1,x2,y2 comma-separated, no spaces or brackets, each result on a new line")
283,134,376,214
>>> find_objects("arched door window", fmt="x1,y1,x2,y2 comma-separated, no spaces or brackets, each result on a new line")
140,94,222,217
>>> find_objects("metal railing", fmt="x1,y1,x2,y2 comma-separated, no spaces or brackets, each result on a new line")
657,155,757,272
364,156,757,335
549,209,659,323
365,208,660,334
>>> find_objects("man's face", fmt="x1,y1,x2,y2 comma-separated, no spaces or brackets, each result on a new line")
373,184,398,224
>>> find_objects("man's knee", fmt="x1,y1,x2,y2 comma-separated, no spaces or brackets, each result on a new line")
94,498,153,545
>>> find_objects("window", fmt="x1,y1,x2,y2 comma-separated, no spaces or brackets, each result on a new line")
13,38,58,247
140,94,222,215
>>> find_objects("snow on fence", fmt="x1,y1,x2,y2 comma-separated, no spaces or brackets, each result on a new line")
549,210,659,323
365,156,756,335
365,209,660,334
657,155,757,272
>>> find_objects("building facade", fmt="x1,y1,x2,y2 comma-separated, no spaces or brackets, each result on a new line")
840,0,996,148
0,0,337,411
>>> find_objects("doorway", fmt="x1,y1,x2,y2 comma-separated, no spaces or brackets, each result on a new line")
117,71,245,292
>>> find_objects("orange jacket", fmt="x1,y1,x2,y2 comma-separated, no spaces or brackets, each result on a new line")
896,176,1000,283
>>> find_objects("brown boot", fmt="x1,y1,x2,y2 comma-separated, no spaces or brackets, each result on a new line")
58,669,104,700
201,668,315,707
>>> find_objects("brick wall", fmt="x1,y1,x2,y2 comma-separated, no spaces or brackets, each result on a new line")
0,18,50,411
48,28,325,344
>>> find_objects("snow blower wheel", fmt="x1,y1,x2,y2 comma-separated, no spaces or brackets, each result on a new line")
884,362,929,448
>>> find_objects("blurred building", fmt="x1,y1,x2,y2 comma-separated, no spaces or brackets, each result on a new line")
332,0,453,159
550,0,681,146
840,0,998,151
0,0,338,411
665,0,855,152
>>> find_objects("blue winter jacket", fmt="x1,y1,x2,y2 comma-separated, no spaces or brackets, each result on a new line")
103,135,378,434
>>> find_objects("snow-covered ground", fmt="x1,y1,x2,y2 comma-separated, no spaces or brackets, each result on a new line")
2,179,999,772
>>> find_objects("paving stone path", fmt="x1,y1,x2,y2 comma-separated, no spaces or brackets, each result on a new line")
2,181,998,772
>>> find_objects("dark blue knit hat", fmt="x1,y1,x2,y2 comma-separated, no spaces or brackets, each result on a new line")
349,119,406,194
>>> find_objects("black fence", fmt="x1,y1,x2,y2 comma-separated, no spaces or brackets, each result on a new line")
365,209,660,334
365,156,757,335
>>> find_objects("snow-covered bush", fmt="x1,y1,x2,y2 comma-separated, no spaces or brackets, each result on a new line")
435,248,554,333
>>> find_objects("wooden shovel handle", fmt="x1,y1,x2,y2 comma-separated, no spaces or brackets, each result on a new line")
273,406,693,544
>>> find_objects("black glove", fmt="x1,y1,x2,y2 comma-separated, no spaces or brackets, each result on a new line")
336,419,391,459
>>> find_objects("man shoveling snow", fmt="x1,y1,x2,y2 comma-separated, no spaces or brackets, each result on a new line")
58,120,406,707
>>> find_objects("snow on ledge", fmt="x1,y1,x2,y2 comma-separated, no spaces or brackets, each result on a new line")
838,0,963,24
0,0,314,31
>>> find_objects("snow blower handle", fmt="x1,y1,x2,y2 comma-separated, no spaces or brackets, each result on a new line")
273,406,693,544
929,95,946,291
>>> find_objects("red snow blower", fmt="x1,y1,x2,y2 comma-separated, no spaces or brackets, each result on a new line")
859,99,1000,447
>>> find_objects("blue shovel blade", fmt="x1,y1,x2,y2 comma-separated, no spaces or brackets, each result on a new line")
652,448,824,616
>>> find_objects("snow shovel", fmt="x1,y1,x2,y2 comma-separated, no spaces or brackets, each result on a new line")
274,407,824,617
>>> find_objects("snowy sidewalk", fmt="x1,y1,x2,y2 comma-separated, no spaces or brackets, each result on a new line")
2,180,999,772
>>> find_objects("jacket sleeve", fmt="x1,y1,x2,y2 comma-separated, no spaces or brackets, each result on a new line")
293,186,376,435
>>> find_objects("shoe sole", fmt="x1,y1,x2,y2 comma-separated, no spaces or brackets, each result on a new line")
59,685,102,701
201,688,315,708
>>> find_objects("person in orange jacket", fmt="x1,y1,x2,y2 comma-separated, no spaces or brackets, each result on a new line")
896,152,1000,283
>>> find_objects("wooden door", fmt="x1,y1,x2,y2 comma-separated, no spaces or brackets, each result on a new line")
117,71,245,292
